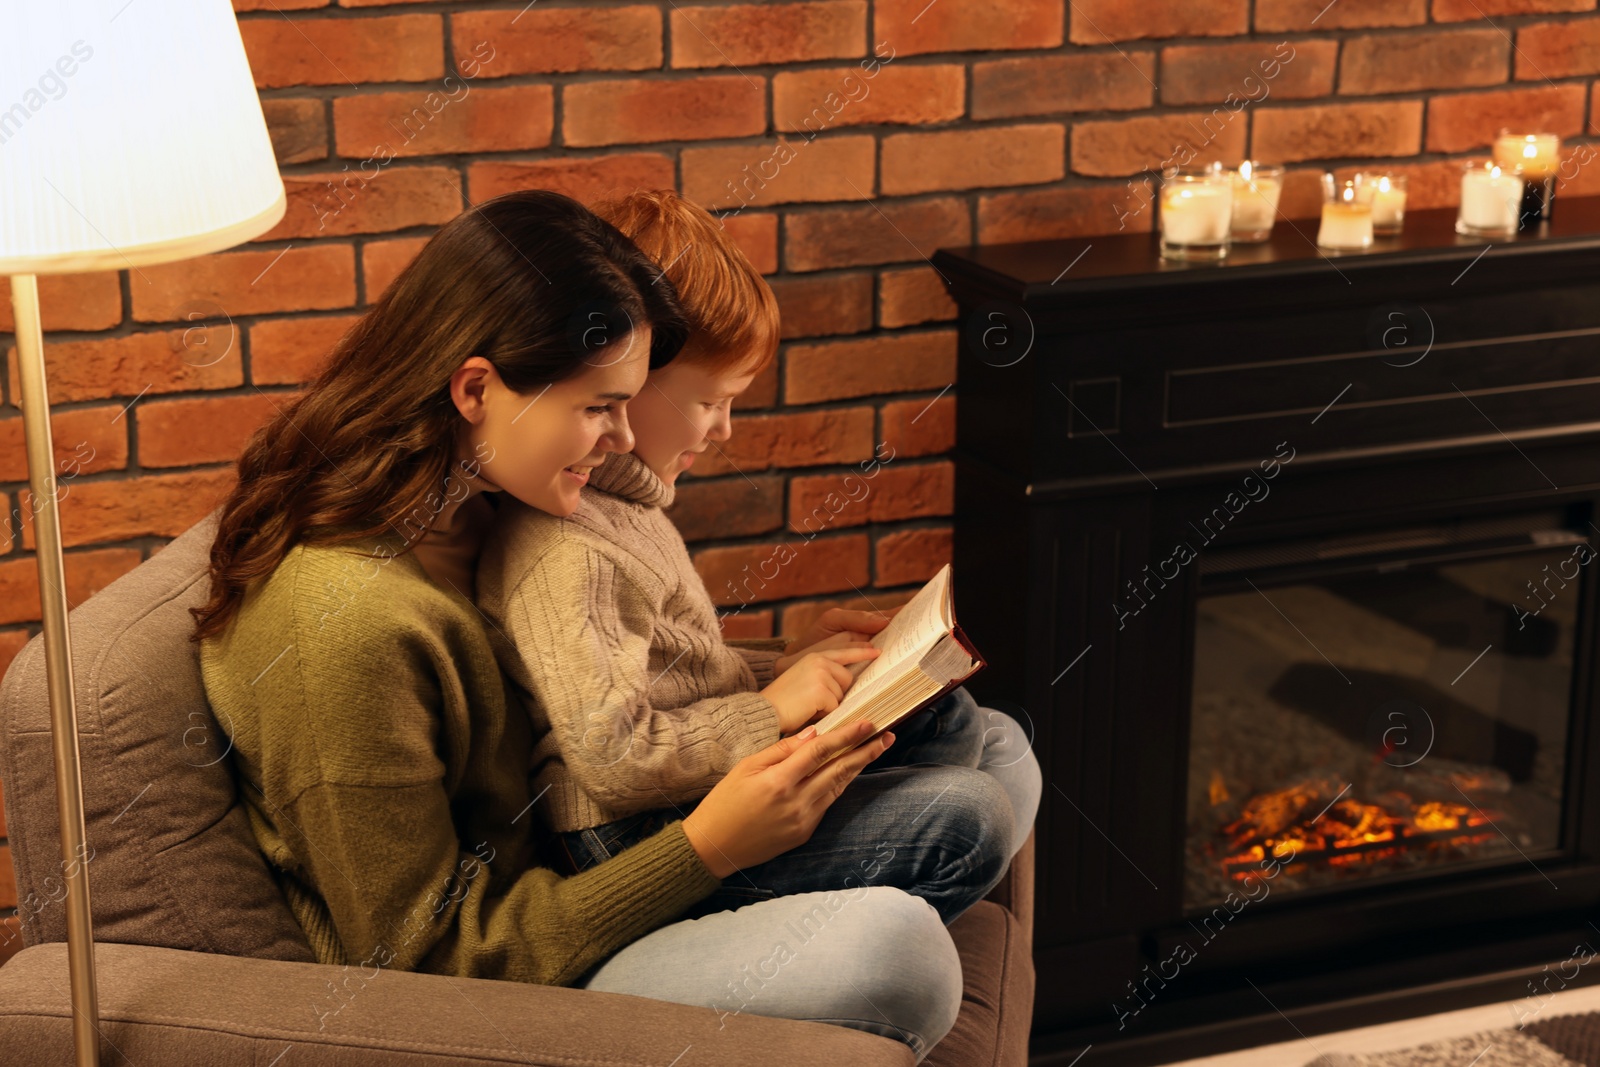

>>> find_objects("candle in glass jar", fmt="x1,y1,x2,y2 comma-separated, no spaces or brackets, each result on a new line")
1318,184,1373,250
1230,161,1283,241
1161,184,1232,245
1494,132,1561,179
1370,175,1407,233
1457,162,1521,235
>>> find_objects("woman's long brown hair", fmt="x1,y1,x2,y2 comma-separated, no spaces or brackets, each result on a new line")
189,189,687,643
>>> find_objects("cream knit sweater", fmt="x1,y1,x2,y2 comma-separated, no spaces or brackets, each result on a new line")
476,451,784,833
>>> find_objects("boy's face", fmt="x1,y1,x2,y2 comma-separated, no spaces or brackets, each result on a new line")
624,356,758,485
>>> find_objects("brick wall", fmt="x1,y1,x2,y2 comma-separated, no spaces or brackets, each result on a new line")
4,0,1600,958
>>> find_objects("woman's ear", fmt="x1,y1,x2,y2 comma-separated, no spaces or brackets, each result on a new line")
450,357,497,423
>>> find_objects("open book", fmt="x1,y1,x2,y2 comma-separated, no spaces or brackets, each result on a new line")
811,564,985,750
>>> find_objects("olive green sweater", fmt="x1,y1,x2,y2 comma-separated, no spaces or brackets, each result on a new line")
198,531,722,985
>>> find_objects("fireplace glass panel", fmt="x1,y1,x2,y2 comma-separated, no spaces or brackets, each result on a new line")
1185,536,1579,910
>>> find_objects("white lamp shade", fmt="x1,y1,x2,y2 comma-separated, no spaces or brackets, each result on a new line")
0,1,286,275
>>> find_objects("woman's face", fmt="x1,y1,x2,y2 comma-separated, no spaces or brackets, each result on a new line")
457,327,653,517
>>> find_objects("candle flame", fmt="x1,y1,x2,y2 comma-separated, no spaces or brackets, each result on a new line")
1239,160,1253,181
1342,184,1355,204
1378,176,1392,193
1524,143,1539,160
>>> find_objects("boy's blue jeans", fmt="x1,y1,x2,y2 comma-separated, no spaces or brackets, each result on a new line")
554,687,1041,927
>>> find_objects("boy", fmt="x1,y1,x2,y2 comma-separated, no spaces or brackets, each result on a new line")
475,191,1038,911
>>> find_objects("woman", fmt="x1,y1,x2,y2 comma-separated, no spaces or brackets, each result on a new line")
189,190,965,1061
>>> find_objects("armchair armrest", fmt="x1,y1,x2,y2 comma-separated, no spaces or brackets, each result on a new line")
0,942,914,1067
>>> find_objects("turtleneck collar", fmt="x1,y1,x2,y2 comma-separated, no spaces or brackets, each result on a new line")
587,450,675,509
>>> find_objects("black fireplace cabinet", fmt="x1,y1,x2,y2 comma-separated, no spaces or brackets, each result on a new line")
934,199,1600,1066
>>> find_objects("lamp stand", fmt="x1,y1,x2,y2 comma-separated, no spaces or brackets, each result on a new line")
11,273,101,1067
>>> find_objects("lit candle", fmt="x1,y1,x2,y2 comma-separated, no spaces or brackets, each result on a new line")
1457,161,1521,236
1230,161,1283,242
1494,131,1561,179
1370,175,1408,234
1161,184,1232,245
1318,181,1373,251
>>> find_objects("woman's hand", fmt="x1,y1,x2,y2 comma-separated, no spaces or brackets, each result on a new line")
773,606,903,674
680,721,896,879
760,646,880,734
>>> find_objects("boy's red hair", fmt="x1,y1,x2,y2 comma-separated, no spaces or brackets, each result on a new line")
590,189,779,377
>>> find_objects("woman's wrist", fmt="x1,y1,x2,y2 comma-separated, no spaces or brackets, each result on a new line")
679,813,734,879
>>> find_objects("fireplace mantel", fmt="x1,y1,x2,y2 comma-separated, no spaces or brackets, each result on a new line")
933,199,1600,1066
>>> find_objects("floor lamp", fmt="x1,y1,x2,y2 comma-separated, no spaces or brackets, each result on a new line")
0,6,285,1064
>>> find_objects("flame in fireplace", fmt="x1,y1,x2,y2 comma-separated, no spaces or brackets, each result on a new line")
1214,782,1498,879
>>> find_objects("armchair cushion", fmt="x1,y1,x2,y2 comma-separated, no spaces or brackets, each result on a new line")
0,508,313,961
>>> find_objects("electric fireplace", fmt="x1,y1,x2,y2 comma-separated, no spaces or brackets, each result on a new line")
934,200,1600,1066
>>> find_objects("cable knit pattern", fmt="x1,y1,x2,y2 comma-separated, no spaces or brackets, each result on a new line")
476,451,784,833
199,535,721,983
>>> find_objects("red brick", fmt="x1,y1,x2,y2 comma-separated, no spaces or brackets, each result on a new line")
0,407,127,484
682,136,875,211
1427,85,1586,152
564,77,764,148
877,0,1063,56
784,198,970,272
694,407,875,476
1518,18,1600,77
0,273,120,333
879,267,957,328
718,609,775,639
1559,142,1600,194
1072,113,1248,178
736,359,780,411
695,533,870,607
979,182,1156,241
1072,0,1247,43
785,331,957,405
261,98,328,166
877,527,952,587
671,2,866,68
334,85,552,158
1252,102,1424,163
255,165,460,242
449,7,661,77
1436,0,1593,18
0,845,14,909
666,475,785,542
789,461,954,530
0,548,144,624
240,14,442,88
778,589,915,641
7,329,242,405
1161,41,1336,106
468,154,676,206
882,125,1065,196
1277,169,1327,219
882,394,955,457
132,244,355,322
972,53,1153,121
361,238,431,303
0,629,30,689
719,213,779,275
1340,30,1508,95
769,274,874,340
138,393,287,469
19,470,235,550
1256,0,1427,30
0,774,5,835
235,0,325,9
775,65,964,132
250,314,362,387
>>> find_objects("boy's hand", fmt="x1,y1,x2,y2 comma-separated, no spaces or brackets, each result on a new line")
774,606,904,674
761,646,881,735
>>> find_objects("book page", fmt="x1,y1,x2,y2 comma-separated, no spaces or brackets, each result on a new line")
815,565,952,732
